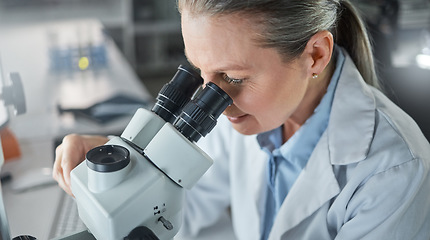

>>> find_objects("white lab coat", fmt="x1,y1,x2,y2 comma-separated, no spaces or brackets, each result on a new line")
179,49,430,240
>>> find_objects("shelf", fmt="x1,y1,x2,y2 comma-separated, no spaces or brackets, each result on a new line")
0,0,184,80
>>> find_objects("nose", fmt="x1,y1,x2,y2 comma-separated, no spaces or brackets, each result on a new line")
200,72,218,86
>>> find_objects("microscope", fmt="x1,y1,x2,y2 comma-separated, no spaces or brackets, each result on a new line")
70,65,232,240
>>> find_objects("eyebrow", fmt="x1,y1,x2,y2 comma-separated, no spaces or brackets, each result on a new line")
184,48,249,73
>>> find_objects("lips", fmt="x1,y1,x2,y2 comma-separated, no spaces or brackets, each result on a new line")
226,114,248,124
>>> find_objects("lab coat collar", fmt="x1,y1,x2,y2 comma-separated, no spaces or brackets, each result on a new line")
327,49,376,165
268,49,376,238
269,130,340,239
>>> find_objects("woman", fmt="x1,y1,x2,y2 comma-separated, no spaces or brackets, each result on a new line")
53,0,430,239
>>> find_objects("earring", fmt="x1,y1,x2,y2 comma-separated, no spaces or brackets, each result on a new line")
312,73,318,79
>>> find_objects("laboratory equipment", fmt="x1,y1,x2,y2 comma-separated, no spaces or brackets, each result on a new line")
70,65,232,240
0,61,27,240
1,61,26,128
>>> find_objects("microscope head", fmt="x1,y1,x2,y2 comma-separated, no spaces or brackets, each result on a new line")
71,65,232,240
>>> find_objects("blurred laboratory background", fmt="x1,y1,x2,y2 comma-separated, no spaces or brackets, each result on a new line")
0,0,184,97
0,0,429,137
355,0,430,140
0,1,429,239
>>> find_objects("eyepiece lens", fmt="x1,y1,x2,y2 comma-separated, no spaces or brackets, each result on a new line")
174,82,233,142
151,65,203,123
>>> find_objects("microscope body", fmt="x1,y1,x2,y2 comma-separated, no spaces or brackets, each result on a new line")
71,108,214,240
70,65,232,240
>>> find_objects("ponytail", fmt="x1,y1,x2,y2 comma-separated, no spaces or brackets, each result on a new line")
335,0,380,89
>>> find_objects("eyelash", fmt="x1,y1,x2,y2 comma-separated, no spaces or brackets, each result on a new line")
222,73,244,85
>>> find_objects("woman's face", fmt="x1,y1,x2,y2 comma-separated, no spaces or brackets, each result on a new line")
181,11,313,135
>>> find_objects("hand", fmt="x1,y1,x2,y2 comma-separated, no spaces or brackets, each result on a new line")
53,134,108,196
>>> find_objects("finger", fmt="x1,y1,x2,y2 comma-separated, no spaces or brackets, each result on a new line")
58,135,75,187
62,156,73,188
54,136,76,195
57,175,74,196
53,144,71,194
60,146,75,188
52,144,63,182
62,135,86,188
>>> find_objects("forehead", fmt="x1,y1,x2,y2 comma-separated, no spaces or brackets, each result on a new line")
181,11,263,68
181,11,257,39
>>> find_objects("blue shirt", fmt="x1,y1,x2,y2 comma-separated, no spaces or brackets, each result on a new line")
258,46,345,239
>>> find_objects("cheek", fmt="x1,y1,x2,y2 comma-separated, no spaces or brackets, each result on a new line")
238,79,307,118
232,87,271,114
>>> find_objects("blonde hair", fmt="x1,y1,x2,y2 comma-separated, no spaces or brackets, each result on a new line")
178,0,379,88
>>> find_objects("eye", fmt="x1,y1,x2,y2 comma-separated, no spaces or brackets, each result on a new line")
222,73,244,85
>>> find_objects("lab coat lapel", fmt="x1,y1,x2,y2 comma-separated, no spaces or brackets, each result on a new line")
269,49,376,238
251,138,270,236
268,131,340,239
233,134,268,238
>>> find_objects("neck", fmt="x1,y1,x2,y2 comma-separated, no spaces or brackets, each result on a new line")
282,61,335,142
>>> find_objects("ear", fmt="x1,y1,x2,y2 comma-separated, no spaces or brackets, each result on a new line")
303,30,334,78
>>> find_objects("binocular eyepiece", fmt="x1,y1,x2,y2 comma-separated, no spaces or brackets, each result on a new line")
151,65,203,124
152,65,232,142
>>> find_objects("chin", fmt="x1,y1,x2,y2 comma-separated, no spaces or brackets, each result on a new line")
231,123,260,136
